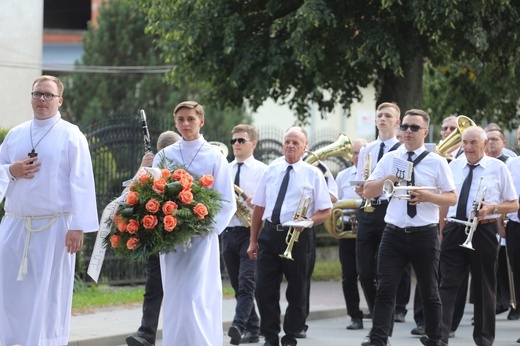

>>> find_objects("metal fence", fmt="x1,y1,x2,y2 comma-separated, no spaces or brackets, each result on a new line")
77,118,351,285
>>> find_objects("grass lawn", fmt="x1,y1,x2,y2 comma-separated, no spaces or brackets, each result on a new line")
73,260,341,314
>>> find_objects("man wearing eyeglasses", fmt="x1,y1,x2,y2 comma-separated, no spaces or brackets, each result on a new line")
354,103,412,344
440,116,463,159
0,75,98,345
223,124,267,345
363,109,457,346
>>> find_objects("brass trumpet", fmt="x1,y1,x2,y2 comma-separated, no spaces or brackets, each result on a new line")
382,179,438,200
323,199,363,239
280,188,311,261
445,177,486,251
361,153,375,212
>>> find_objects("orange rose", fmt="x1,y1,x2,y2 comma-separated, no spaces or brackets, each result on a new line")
179,175,193,191
163,215,178,232
193,203,208,220
116,219,128,232
178,190,194,204
142,215,158,229
172,169,188,181
145,199,161,214
199,174,214,188
152,178,167,194
138,173,152,184
127,237,140,250
162,201,178,215
161,169,171,179
126,219,140,234
126,191,139,206
110,234,122,248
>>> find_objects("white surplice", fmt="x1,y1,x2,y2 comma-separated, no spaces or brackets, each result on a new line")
153,135,236,346
0,113,98,346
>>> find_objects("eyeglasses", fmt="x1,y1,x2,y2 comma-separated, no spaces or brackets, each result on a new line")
399,124,425,132
31,92,61,101
441,126,457,132
230,138,250,145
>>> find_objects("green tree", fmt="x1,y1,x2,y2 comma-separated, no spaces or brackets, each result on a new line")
62,0,247,137
137,0,519,124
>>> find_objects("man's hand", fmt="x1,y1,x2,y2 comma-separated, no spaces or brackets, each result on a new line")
247,241,258,260
9,157,41,179
140,152,155,168
65,230,84,254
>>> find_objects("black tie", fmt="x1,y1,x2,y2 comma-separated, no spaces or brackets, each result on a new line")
271,165,293,224
377,142,385,162
407,151,417,218
456,164,478,220
234,162,243,186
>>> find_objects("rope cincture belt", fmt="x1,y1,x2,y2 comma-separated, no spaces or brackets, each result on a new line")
6,212,71,281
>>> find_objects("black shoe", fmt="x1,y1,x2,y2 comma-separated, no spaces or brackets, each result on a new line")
420,336,428,345
508,308,520,320
394,312,405,322
411,326,426,335
228,324,243,345
517,337,520,343
126,335,154,346
294,329,306,338
263,342,278,346
420,336,441,346
347,318,364,330
449,331,455,338
496,305,509,315
361,335,370,346
241,330,260,343
363,312,372,319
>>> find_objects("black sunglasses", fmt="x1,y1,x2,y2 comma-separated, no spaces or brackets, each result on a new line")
230,138,250,145
399,124,425,132
441,126,457,131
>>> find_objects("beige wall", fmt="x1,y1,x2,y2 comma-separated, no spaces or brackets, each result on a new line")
251,85,377,143
0,0,43,130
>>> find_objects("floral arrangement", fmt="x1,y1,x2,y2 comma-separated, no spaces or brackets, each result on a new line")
103,161,223,262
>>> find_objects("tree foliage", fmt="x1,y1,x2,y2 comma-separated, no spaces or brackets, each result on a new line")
62,0,247,139
138,0,519,125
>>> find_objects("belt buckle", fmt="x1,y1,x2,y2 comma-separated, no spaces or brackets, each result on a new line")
275,224,285,231
404,227,412,233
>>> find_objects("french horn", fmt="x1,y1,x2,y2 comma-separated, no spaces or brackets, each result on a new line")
323,199,363,239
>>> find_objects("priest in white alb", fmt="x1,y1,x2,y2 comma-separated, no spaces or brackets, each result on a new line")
0,75,98,346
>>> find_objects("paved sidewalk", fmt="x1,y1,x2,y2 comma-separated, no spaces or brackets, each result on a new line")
68,281,348,346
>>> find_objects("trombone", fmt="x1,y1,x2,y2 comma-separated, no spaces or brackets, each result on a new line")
382,179,438,200
280,187,311,261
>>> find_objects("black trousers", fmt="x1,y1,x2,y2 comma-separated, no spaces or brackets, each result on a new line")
369,225,442,346
339,237,363,320
506,220,520,311
256,223,314,345
222,227,260,333
356,205,410,316
496,245,511,312
439,222,499,345
137,254,163,344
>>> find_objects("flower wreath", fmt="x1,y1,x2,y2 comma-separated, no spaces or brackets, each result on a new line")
103,156,223,262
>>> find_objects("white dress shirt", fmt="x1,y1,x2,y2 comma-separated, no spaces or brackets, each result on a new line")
227,156,267,227
368,145,455,228
356,137,401,201
506,156,520,222
447,155,517,220
252,158,332,224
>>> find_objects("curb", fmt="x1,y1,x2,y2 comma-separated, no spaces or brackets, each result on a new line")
67,308,346,346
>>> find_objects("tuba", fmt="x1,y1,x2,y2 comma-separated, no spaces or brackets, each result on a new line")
234,185,252,227
305,132,353,166
323,199,363,239
209,141,229,157
436,115,476,158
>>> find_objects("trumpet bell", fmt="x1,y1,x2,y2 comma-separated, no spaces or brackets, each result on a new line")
460,240,475,250
382,180,395,199
437,115,476,156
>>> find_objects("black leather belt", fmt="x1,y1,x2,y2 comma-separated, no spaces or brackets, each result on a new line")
479,218,498,225
387,223,437,233
226,226,250,232
265,220,290,231
371,199,389,206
